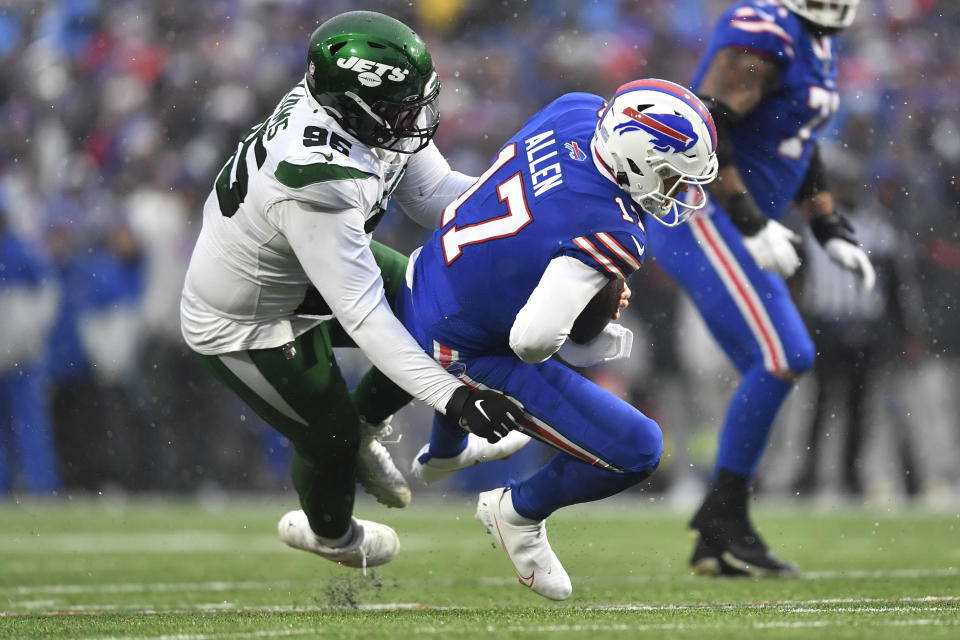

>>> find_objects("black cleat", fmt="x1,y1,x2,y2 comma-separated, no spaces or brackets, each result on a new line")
689,537,748,577
689,515,800,578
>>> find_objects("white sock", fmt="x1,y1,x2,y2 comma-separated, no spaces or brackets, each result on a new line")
501,489,537,526
317,522,355,548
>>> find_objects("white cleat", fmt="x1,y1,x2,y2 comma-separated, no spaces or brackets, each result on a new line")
411,430,532,484
474,487,572,601
277,510,399,571
356,417,411,508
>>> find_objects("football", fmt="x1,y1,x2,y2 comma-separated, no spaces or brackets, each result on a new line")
569,278,625,344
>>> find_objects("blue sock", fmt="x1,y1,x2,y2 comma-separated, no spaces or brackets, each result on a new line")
425,414,469,459
510,453,657,521
715,365,793,479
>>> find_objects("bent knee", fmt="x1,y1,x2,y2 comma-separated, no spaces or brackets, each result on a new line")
767,335,816,380
618,415,664,474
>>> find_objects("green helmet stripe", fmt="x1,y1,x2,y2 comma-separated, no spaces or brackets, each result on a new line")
275,161,374,189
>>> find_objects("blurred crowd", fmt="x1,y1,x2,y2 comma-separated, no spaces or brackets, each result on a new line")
1,0,958,503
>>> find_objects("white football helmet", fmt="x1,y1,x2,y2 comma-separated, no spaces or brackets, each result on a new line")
592,79,718,227
781,0,859,29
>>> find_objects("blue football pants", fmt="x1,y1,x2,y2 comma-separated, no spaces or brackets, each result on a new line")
645,207,816,479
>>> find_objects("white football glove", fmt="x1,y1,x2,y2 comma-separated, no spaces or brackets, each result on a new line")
556,323,633,368
824,238,876,292
742,219,802,278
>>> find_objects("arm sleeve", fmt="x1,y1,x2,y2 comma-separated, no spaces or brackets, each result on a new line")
277,198,461,412
509,255,610,363
393,142,476,229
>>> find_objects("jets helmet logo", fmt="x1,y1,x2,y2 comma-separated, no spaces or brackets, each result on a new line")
614,107,699,154
336,56,410,87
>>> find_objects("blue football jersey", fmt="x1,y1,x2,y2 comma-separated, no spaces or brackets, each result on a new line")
407,93,647,356
691,0,838,218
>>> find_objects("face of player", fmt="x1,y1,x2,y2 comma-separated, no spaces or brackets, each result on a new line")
663,174,689,196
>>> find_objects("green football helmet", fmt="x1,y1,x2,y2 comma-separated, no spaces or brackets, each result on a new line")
306,11,440,153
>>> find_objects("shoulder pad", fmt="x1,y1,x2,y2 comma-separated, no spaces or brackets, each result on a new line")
714,1,802,62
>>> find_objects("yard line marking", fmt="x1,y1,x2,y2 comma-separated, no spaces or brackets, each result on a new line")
803,568,960,579
586,596,960,611
0,532,280,554
1,604,461,617
76,630,323,640
4,596,958,617
784,608,949,612
4,567,959,597
3,579,325,595
0,532,476,554
411,619,960,634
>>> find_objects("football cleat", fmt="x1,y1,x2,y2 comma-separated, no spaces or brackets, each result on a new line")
689,538,748,577
277,510,399,571
689,515,800,578
410,431,531,484
356,417,411,508
475,487,572,601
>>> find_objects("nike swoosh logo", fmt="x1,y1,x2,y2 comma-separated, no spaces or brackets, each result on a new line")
492,504,536,589
474,399,490,420
317,151,333,162
632,236,645,257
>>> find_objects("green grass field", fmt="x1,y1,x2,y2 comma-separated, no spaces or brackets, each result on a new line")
2,496,958,639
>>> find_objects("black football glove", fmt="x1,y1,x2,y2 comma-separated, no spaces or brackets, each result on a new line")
445,386,523,444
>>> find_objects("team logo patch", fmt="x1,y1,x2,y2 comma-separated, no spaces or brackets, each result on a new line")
564,141,586,161
614,107,699,153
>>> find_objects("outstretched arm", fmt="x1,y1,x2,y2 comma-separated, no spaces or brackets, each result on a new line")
280,198,522,441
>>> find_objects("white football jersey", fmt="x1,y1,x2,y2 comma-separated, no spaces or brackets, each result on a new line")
181,80,410,354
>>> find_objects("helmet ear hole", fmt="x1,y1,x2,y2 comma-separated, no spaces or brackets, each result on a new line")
627,158,643,175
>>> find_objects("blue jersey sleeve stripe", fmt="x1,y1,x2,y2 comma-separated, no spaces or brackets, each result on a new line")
594,232,642,272
572,236,626,278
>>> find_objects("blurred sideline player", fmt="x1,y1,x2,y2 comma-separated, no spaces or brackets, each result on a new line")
399,79,718,599
180,11,522,571
643,0,874,576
